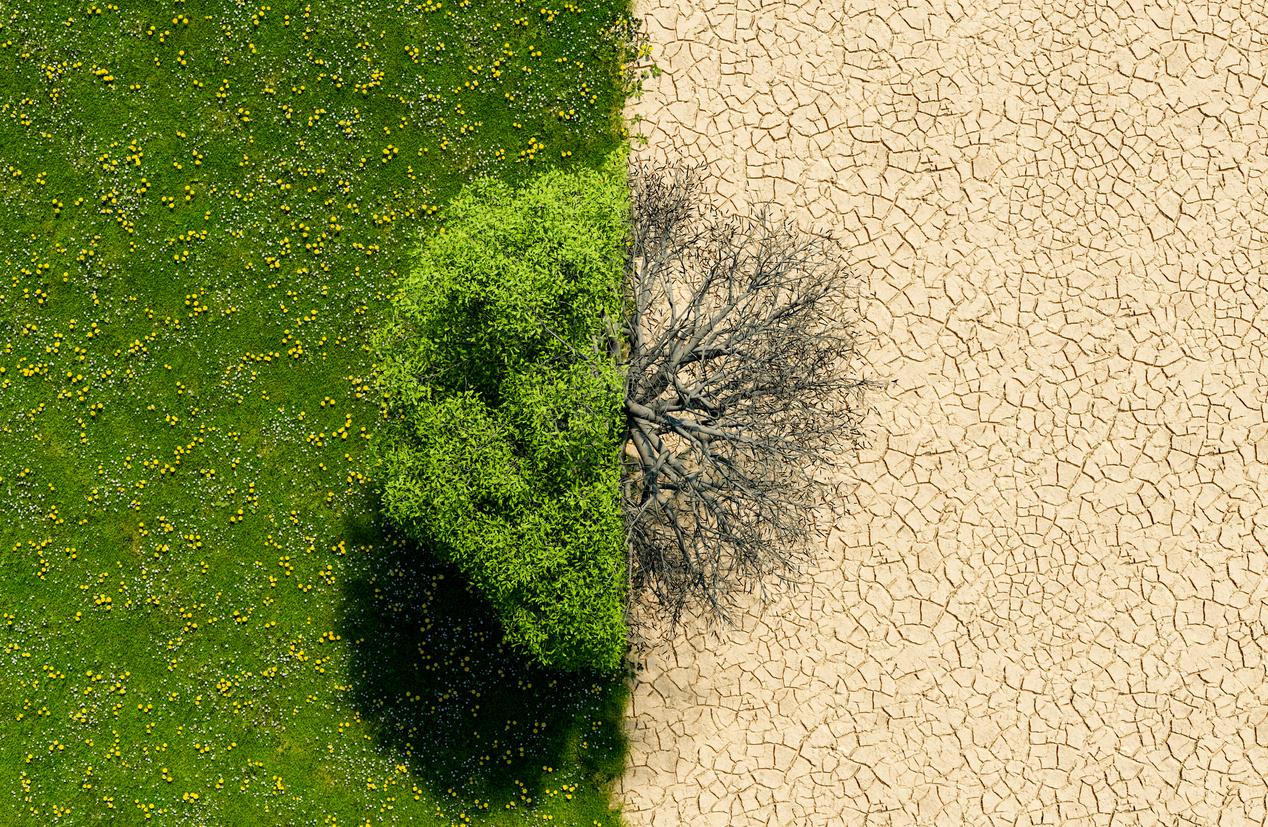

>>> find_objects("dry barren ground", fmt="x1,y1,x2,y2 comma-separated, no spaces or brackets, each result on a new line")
619,0,1268,824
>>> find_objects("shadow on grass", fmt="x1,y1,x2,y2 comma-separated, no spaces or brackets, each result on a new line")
337,507,630,813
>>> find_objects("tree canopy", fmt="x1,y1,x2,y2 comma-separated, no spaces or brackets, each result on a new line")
373,147,631,672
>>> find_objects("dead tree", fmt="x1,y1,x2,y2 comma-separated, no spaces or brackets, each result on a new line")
620,155,876,629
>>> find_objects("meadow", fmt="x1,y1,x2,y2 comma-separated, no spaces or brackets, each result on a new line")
0,0,636,822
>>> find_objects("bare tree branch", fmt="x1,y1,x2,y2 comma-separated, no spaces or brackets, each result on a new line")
621,155,881,631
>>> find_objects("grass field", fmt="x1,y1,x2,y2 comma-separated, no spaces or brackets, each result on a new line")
0,0,635,822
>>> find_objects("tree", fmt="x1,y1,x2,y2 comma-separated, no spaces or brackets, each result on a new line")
376,146,871,670
373,146,631,672
619,154,875,628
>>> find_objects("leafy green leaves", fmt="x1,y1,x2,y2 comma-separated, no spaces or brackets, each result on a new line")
375,146,631,671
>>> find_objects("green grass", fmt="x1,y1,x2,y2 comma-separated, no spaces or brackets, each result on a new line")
0,0,634,822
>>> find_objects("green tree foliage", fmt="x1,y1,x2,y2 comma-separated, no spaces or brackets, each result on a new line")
374,147,631,672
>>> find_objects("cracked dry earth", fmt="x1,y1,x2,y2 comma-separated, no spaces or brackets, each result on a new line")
617,0,1268,824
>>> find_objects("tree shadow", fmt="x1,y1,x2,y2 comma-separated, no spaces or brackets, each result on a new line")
337,506,630,810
